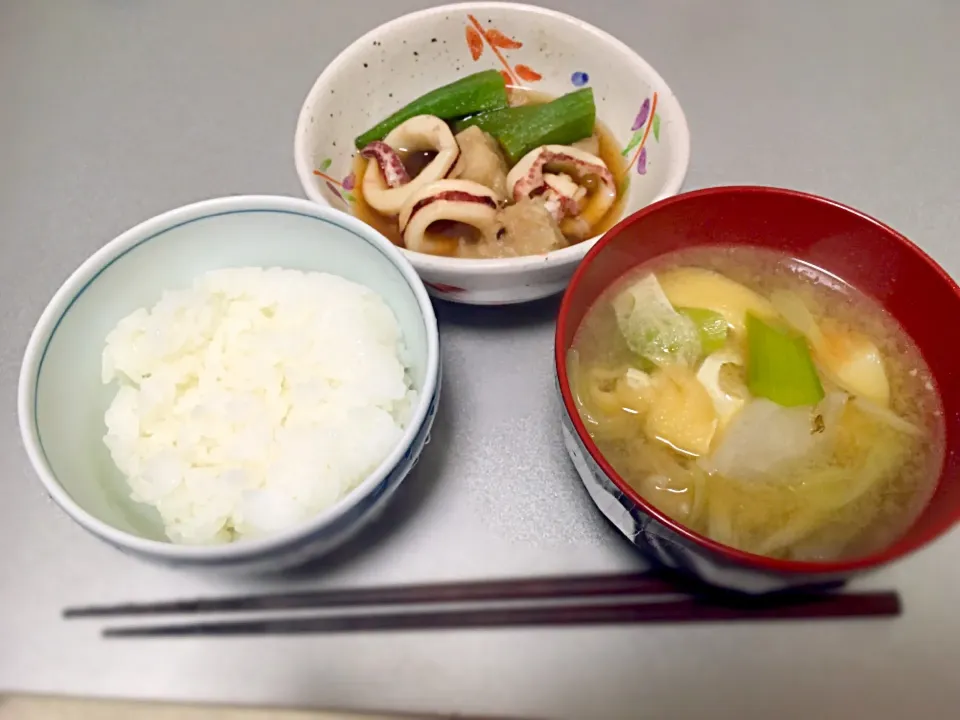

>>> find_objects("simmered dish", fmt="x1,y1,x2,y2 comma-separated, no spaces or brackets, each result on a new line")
351,70,626,259
569,247,944,561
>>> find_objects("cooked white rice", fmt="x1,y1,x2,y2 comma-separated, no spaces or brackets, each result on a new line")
101,267,417,545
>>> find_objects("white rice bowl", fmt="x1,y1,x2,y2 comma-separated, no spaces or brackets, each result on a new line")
101,267,417,545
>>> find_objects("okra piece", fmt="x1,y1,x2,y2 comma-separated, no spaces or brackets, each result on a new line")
453,88,596,164
354,70,508,150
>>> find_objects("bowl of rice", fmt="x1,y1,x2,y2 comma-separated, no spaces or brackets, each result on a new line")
18,195,440,571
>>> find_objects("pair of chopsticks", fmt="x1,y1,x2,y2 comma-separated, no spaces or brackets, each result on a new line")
63,572,901,638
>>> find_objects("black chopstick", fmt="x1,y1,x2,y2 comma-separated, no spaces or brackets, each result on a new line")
64,571,676,618
101,591,901,638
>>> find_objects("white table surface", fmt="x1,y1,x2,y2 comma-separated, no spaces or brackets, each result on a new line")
2,1,960,718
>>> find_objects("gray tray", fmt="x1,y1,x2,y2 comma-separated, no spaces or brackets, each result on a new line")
2,2,960,719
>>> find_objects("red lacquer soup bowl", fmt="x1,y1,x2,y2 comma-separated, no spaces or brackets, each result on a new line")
555,186,960,593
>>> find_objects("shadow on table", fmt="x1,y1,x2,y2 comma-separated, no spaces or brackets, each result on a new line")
432,293,563,330
277,368,456,580
272,295,561,580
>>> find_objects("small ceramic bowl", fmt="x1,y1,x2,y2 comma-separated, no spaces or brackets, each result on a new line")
295,1,690,305
555,186,960,593
18,196,440,572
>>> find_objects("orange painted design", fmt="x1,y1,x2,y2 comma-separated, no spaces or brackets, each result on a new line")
313,168,356,205
465,25,484,61
425,281,466,294
514,64,542,82
486,28,522,49
313,169,341,186
466,14,519,86
499,69,513,86
624,91,659,178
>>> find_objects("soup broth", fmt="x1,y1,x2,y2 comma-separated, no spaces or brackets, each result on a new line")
352,87,628,259
569,246,944,562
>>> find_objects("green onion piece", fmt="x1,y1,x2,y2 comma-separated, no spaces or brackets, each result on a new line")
746,312,825,407
453,88,596,164
678,307,729,356
354,71,508,150
613,274,701,369
635,355,657,373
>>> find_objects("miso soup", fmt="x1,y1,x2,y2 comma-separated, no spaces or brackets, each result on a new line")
568,246,944,562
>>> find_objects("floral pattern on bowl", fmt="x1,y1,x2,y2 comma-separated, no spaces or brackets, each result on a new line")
464,14,543,85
